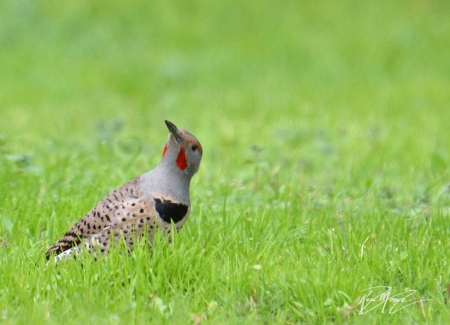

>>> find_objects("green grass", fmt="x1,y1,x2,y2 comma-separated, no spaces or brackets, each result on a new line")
1,0,450,323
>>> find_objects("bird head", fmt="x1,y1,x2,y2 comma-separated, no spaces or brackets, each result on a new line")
162,120,203,176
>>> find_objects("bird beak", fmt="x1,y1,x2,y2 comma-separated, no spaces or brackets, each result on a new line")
165,120,186,145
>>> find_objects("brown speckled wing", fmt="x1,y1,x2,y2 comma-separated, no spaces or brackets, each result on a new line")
45,177,158,260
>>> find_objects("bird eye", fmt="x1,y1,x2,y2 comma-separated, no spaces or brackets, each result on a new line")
191,144,198,151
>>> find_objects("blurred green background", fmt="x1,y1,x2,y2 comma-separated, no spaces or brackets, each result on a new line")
2,0,449,144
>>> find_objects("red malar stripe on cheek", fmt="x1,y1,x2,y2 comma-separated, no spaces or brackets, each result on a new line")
162,143,168,157
176,147,187,170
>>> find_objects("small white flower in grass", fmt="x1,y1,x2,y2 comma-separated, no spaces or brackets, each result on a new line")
208,301,218,314
109,314,120,325
253,264,262,271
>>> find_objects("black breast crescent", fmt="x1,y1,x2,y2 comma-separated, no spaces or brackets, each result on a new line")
154,198,189,224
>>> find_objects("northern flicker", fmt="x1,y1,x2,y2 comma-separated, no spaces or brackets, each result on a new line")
46,120,202,261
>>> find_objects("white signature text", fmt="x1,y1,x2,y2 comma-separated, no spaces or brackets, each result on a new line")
358,286,431,315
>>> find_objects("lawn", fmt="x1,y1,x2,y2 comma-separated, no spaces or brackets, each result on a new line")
1,0,450,324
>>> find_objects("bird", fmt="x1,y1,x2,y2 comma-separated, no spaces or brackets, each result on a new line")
46,120,203,261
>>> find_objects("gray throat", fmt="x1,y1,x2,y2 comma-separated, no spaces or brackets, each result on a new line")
140,161,192,204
